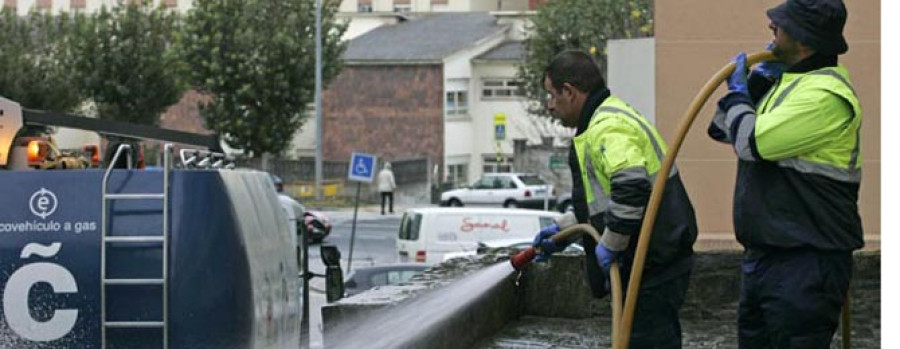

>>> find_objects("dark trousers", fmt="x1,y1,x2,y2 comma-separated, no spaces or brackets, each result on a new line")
586,246,692,348
626,270,691,349
738,248,852,348
380,192,393,214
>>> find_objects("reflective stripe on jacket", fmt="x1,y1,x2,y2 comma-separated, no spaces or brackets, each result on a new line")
574,95,697,268
712,65,864,251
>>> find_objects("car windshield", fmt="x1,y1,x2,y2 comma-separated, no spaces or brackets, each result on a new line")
518,175,545,186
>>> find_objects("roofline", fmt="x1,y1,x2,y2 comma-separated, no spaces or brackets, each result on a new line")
345,60,443,66
489,10,537,16
471,58,522,64
441,26,510,63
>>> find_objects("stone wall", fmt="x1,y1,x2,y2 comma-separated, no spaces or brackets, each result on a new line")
322,251,880,348
511,251,881,348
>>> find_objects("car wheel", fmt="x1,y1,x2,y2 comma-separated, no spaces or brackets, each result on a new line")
503,200,518,208
448,198,463,207
558,200,573,213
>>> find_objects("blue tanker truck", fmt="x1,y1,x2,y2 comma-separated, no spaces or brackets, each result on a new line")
0,96,308,348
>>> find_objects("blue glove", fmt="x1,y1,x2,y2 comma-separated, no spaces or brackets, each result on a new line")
752,43,784,80
727,52,749,95
532,224,569,262
594,243,620,274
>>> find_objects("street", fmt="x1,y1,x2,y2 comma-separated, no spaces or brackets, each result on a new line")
308,209,405,274
303,207,409,349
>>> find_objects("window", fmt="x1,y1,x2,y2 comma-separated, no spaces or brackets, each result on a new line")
369,272,388,287
473,176,494,189
447,164,468,189
445,91,468,116
482,156,513,173
517,174,546,186
539,216,556,229
358,4,372,12
482,78,525,100
398,213,422,240
497,176,516,189
393,4,411,12
396,270,420,283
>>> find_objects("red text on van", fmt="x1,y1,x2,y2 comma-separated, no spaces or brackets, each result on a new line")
460,218,510,232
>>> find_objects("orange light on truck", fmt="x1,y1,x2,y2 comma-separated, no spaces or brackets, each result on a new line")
83,145,100,166
26,140,46,165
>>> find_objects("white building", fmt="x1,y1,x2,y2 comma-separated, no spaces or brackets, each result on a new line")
320,12,568,189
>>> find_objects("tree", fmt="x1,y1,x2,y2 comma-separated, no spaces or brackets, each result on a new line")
71,1,184,125
179,0,347,157
517,0,653,118
0,8,83,112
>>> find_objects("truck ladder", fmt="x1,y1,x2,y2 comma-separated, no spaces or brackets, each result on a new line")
100,143,173,349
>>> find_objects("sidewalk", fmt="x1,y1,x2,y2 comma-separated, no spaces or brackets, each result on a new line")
317,203,436,222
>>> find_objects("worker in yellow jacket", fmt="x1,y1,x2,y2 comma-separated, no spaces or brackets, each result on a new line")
533,50,698,348
708,0,863,346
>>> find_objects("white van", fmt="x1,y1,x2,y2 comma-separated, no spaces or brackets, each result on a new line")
396,207,561,265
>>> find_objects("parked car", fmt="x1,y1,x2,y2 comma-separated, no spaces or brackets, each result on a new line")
439,173,556,209
442,238,584,262
343,264,430,297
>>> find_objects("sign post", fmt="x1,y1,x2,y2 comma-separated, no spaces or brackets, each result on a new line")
547,155,567,211
346,152,376,274
493,113,506,168
493,113,506,141
544,184,553,211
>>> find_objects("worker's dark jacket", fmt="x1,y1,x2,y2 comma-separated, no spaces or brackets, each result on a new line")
709,54,864,251
571,89,698,297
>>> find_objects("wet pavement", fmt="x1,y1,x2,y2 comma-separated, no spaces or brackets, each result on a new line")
476,252,881,349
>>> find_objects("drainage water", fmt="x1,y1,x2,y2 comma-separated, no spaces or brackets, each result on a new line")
328,262,516,348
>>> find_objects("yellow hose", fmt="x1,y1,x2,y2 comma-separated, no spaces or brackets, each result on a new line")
549,224,623,347
614,51,776,349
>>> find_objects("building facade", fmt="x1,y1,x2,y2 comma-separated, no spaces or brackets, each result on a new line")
339,0,534,14
321,12,566,191
654,0,880,244
2,0,190,15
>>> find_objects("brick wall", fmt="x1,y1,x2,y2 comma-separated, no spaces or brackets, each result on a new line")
322,64,444,175
143,90,214,164
158,90,213,136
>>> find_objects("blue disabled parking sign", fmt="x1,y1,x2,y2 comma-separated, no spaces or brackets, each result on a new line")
348,152,377,183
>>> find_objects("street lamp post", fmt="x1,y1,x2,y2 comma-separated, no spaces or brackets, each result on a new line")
314,0,323,201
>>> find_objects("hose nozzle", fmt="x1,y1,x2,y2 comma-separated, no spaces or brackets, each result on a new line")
510,247,537,271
